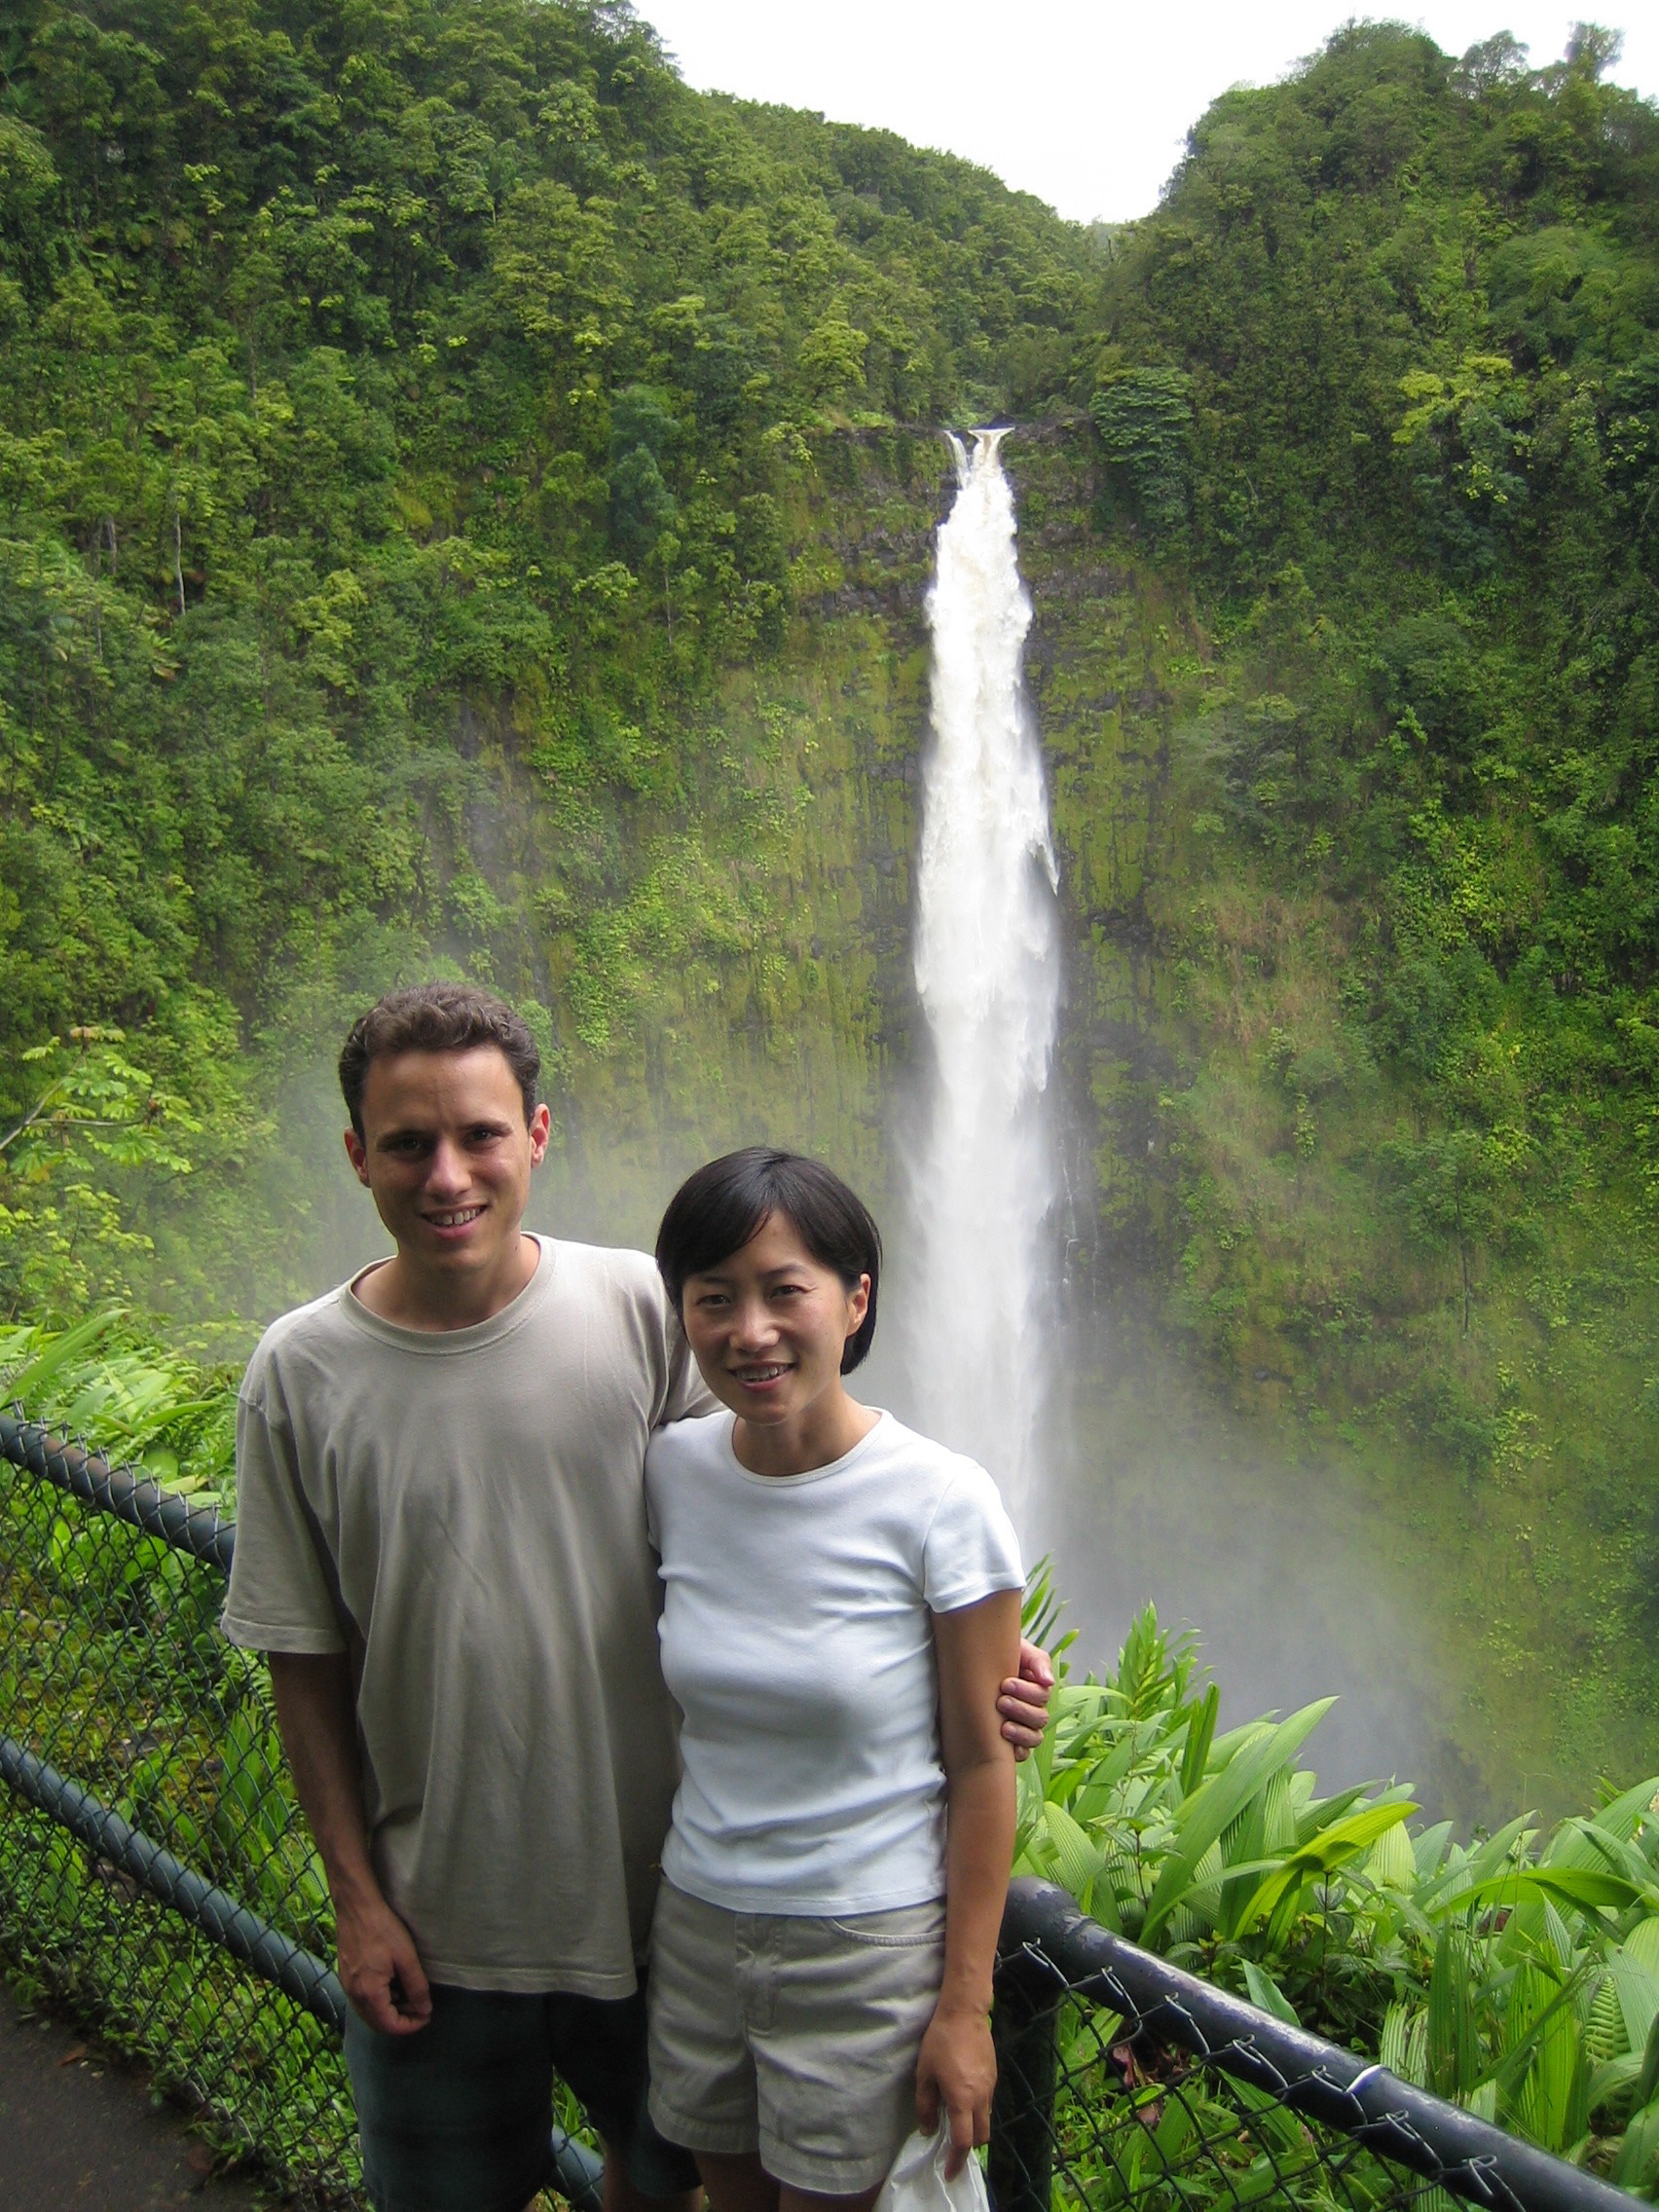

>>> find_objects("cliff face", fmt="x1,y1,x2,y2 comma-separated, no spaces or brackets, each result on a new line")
580,422,1651,1823
0,0,1098,1324
518,424,1175,1263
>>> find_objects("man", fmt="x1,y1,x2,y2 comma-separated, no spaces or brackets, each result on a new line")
223,983,1053,2212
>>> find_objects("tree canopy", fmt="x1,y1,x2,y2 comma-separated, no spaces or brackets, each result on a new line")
0,0,1097,1319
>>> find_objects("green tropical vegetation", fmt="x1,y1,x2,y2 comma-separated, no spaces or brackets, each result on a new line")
1017,1594,1659,2194
2,0,1659,2189
0,1328,347,2194
1065,19,1659,1799
0,0,1094,1332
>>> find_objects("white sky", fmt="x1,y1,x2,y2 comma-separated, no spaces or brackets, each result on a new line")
640,3,1658,224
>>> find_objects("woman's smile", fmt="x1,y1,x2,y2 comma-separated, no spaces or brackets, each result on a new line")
681,1211,875,1474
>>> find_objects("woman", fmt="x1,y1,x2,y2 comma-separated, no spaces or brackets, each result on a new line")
645,1147,1023,2212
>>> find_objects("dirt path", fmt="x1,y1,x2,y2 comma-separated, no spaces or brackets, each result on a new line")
0,1976,270,2209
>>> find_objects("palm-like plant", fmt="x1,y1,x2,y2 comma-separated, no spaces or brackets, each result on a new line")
1016,1592,1659,2194
1015,1604,1417,1960
0,1310,236,1499
1373,1780,1659,2179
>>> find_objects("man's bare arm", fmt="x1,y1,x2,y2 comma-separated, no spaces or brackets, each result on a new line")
267,1651,432,2036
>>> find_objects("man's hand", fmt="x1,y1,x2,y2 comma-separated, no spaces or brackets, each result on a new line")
998,1637,1055,1762
336,1889,433,2036
266,1652,433,2037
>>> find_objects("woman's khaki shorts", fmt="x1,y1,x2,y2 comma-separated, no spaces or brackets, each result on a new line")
646,1879,946,2194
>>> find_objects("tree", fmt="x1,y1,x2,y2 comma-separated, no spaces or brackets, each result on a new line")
1089,369,1193,543
797,315,869,408
0,1028,199,1322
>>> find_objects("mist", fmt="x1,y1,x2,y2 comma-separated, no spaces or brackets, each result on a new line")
207,982,1529,1841
1035,1333,1497,1826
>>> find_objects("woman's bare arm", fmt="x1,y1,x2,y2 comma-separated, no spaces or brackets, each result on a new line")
916,1590,1021,2176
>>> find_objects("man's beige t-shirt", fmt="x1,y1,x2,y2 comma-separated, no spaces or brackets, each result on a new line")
222,1237,711,1998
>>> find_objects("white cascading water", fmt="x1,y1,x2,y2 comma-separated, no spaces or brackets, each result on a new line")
909,428,1061,1514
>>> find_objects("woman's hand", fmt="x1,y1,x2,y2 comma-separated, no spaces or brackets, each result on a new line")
915,1999,997,2179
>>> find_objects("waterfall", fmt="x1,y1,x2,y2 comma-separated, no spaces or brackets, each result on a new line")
909,428,1061,1513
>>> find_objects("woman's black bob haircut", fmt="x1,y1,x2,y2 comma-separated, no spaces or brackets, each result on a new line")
655,1148,882,1375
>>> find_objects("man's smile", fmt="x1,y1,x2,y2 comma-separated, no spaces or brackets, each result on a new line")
425,1206,486,1229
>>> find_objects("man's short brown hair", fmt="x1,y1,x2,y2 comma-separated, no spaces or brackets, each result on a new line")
339,984,541,1138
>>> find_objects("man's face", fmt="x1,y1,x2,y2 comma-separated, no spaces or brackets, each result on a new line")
344,1046,550,1292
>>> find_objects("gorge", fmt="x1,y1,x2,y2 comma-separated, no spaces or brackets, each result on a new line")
0,0,1656,1831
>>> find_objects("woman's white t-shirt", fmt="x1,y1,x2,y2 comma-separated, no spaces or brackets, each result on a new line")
644,1408,1024,1915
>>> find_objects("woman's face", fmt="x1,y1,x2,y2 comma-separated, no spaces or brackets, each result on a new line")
681,1211,869,1432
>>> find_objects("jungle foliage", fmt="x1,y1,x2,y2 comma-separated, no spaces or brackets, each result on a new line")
1085,23,1659,1423
0,0,1094,1324
6,0,1659,1454
1017,1602,1659,2196
1046,24,1659,1794
2,0,1658,1808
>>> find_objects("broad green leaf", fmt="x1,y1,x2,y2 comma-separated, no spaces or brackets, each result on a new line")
1414,1822,1456,1881
1419,1817,1532,1913
1607,1949,1659,2058
1035,1799,1106,1901
2,1309,124,1405
1242,1959,1300,2027
1541,1897,1577,1974
1610,2097,1659,2192
1589,2050,1644,2113
1428,1926,1483,2100
1380,2001,1415,2079
1368,1817,1418,1891
1238,1802,1417,1933
1507,1961,1590,2153
1180,1680,1218,1795
1461,1865,1640,1916
1593,1778,1659,1846
1293,1780,1375,1847
1140,1700,1334,1940
1556,1816,1658,1892
1637,2011,1659,2115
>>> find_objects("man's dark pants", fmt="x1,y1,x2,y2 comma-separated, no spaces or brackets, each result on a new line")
345,1983,700,2212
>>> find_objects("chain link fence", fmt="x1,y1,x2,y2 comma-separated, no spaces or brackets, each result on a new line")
0,1408,1641,2212
0,1409,358,2204
990,1882,1636,2212
0,1412,604,2209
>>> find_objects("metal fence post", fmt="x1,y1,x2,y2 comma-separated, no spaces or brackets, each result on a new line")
990,1932,1058,2212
